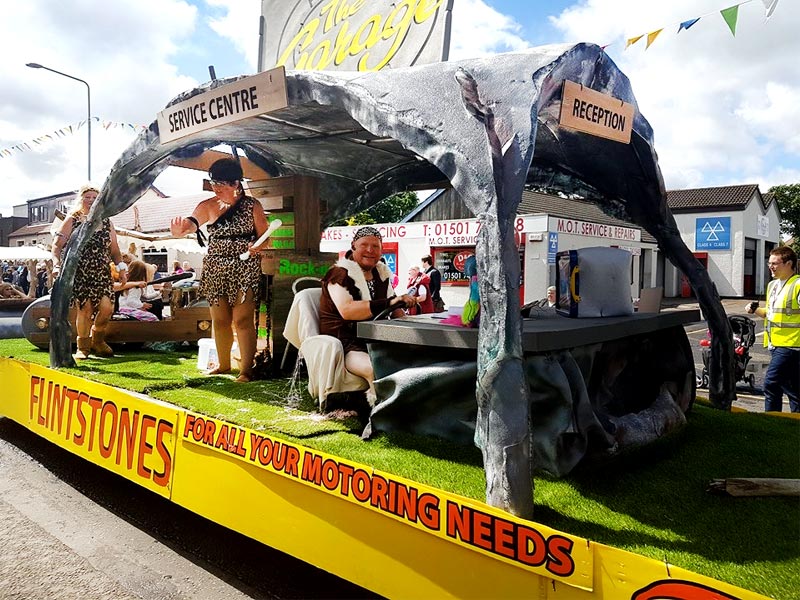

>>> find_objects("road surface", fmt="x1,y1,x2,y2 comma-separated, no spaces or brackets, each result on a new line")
0,419,376,600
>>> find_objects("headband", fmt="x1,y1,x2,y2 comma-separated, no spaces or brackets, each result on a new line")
352,226,382,242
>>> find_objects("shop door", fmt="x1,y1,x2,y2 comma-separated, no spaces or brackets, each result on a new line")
680,253,708,298
743,238,756,296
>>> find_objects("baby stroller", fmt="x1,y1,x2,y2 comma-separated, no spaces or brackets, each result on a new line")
698,315,757,391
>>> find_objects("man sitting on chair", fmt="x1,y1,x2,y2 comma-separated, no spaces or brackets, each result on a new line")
319,226,416,403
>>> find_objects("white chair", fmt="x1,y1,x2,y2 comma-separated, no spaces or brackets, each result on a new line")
282,287,369,409
280,277,323,371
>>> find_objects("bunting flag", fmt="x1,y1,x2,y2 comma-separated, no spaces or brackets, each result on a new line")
677,17,701,32
721,4,740,35
0,118,146,159
621,0,776,51
646,29,664,49
625,34,644,49
761,0,779,19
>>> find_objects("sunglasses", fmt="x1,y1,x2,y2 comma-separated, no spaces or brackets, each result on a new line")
209,179,238,187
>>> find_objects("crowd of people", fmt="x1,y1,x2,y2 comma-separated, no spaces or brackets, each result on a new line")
1,261,54,298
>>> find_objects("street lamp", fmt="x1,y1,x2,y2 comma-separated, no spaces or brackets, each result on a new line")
26,63,92,181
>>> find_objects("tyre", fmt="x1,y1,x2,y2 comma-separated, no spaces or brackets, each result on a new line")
748,373,756,392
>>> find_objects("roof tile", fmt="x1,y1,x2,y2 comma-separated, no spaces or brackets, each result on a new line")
666,184,759,211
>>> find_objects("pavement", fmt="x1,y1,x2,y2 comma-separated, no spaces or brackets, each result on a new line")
659,295,758,319
661,296,782,413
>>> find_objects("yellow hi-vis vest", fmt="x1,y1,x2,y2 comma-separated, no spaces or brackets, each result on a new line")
764,273,800,348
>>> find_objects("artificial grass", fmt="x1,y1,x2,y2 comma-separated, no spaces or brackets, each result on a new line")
1,338,798,598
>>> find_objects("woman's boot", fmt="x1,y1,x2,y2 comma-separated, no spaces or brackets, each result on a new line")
75,336,92,360
90,325,114,357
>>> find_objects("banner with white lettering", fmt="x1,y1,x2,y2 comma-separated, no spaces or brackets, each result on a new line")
260,0,454,72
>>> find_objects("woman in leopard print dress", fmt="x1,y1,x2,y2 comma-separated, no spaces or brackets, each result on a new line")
170,158,269,382
52,184,125,359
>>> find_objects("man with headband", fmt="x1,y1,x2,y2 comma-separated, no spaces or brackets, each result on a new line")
319,226,416,404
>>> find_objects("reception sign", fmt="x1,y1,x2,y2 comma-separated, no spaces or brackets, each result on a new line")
559,80,634,144
261,0,454,72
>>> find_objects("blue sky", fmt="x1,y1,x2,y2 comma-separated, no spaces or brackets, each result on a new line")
1,0,797,217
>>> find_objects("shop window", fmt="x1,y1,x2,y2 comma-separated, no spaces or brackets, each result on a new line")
142,247,168,275
433,248,474,286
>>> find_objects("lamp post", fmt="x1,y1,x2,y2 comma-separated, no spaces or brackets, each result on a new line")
26,63,92,181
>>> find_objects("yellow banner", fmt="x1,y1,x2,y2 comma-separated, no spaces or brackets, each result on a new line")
2,359,178,497
180,411,594,589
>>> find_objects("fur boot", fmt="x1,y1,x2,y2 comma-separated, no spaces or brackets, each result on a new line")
75,336,92,360
90,326,114,357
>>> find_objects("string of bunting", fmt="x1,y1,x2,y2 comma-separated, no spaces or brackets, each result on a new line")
614,0,780,51
0,117,147,159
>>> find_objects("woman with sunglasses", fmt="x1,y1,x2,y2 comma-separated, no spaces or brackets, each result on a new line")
170,158,269,382
52,183,126,359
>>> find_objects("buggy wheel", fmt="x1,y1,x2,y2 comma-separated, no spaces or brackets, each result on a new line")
701,371,709,389
748,373,756,392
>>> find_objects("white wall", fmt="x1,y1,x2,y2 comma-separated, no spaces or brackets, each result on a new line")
669,192,782,298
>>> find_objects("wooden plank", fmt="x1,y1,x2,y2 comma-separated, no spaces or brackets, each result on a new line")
708,478,800,497
292,176,320,252
245,177,296,198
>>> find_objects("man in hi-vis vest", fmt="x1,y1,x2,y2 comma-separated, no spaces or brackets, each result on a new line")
746,246,800,412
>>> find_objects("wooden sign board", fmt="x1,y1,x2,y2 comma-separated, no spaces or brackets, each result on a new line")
558,80,634,144
246,177,296,211
157,67,288,144
266,213,295,250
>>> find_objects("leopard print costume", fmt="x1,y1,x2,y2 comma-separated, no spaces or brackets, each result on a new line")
201,195,261,306
71,216,114,309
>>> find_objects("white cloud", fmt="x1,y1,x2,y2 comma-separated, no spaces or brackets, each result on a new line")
548,0,800,190
0,0,200,215
449,0,529,59
205,0,261,72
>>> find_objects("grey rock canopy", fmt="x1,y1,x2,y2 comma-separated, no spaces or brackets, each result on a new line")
51,43,734,517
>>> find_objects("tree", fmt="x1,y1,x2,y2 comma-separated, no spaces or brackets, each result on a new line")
334,191,419,226
769,184,800,253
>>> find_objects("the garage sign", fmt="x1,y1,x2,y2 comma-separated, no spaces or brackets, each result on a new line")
261,0,454,72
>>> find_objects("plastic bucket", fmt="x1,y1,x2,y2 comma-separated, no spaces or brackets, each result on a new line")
197,337,240,371
197,338,218,370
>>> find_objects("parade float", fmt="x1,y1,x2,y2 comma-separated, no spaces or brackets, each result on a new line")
1,1,797,596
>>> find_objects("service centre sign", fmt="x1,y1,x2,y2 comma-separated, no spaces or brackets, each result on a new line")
157,67,288,144
261,0,453,72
